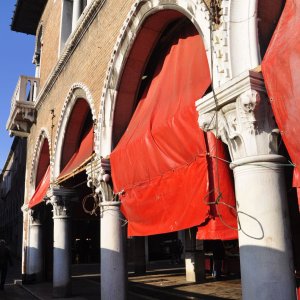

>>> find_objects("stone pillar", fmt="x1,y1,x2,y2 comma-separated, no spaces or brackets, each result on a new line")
72,0,82,31
47,187,76,298
26,209,44,282
86,157,127,300
197,71,296,300
185,228,205,282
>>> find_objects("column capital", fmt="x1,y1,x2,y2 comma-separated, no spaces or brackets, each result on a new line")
46,186,77,218
196,70,279,161
86,157,119,206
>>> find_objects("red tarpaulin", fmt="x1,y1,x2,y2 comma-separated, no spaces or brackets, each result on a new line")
197,132,238,240
58,125,94,181
28,165,50,208
262,0,300,209
111,22,237,237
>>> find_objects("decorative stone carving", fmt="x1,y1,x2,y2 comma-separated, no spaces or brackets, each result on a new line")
46,187,77,218
86,157,118,206
197,71,279,161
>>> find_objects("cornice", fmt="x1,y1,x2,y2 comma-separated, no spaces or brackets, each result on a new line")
196,70,265,114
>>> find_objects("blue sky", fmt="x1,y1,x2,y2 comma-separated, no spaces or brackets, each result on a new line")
0,0,35,170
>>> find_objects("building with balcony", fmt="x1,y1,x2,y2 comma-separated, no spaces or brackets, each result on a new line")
4,0,300,299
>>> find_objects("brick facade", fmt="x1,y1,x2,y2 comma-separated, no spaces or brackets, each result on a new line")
26,0,135,202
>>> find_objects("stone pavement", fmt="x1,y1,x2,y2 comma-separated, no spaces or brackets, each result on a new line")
0,259,37,299
2,260,242,299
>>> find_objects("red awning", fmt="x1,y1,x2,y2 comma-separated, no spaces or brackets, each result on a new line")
197,132,238,240
58,125,94,182
28,165,50,208
262,0,300,209
111,23,236,237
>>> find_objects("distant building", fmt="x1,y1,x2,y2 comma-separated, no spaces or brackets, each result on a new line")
0,137,26,259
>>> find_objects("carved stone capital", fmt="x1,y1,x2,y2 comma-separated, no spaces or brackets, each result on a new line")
86,157,119,206
46,186,77,218
197,71,279,161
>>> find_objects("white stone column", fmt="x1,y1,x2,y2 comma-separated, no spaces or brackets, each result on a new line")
72,0,82,31
47,187,76,298
197,71,296,300
27,209,44,282
86,158,127,300
185,228,205,282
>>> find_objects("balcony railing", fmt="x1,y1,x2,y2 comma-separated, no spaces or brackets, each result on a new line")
6,76,39,137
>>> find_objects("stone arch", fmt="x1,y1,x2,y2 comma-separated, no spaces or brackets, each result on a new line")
29,128,51,198
52,82,97,180
97,0,212,157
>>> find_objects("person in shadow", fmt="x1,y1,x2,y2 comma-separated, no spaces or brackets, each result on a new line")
0,240,13,290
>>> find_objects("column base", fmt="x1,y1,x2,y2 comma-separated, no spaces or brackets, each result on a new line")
185,250,205,282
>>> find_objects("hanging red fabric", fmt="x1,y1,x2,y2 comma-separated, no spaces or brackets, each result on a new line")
28,165,50,208
197,132,238,240
261,0,300,209
111,22,235,236
58,125,94,181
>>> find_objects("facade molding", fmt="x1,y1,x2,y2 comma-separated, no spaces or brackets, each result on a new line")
97,0,213,157
52,82,97,180
35,0,107,111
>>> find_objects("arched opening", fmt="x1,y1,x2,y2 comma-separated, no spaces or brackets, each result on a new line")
112,10,185,146
110,11,238,278
27,137,52,282
57,98,99,266
33,25,43,78
28,138,50,209
35,139,49,187
60,98,93,175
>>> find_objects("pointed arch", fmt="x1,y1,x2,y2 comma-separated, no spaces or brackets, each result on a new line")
97,0,212,157
52,82,97,180
30,128,51,190
33,22,44,77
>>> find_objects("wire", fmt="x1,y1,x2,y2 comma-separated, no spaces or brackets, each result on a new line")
82,193,101,216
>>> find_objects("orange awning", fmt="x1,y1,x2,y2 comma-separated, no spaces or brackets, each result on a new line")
111,22,237,237
57,125,94,183
28,165,50,208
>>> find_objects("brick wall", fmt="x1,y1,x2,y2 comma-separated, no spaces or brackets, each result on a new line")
39,0,61,87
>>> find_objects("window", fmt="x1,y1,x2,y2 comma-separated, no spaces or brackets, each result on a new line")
33,25,43,77
59,0,90,54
